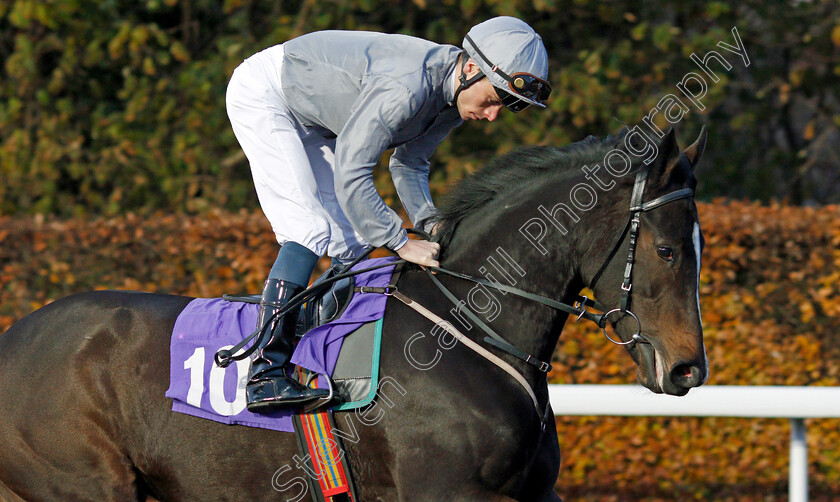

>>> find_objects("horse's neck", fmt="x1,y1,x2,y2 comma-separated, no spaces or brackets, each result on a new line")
438,183,595,364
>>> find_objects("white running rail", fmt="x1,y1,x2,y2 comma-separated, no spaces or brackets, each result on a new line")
548,385,840,502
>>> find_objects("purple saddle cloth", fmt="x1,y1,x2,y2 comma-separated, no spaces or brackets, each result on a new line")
165,257,396,432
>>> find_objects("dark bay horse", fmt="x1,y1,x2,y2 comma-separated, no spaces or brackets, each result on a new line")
0,127,707,501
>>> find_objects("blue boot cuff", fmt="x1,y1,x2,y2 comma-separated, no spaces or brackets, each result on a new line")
268,242,319,287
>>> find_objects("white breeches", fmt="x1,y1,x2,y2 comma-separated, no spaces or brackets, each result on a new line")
225,45,368,261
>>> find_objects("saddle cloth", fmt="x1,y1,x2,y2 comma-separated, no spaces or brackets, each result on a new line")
165,257,397,432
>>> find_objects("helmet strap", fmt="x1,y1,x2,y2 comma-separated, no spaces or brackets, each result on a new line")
453,54,484,104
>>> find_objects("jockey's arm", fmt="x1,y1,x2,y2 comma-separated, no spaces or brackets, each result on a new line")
389,111,463,235
333,82,423,257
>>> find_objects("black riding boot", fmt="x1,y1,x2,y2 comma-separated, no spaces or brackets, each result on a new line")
246,279,329,412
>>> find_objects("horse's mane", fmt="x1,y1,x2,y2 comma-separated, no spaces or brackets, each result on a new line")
434,128,632,246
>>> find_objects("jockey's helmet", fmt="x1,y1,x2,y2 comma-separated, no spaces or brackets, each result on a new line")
459,16,551,112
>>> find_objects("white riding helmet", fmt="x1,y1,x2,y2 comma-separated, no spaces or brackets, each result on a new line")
459,16,551,112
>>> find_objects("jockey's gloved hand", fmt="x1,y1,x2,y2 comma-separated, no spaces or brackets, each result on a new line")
396,239,440,268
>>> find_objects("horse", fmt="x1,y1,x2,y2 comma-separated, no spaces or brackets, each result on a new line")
0,126,707,501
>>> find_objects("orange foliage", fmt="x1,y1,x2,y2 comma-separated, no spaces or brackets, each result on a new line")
0,201,839,499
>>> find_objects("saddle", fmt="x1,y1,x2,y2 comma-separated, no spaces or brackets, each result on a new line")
221,262,392,410
223,263,356,338
299,265,356,334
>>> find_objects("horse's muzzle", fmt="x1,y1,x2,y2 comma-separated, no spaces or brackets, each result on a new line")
634,339,707,396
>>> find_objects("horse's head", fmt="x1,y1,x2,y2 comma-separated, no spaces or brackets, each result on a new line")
434,126,708,396
583,127,708,396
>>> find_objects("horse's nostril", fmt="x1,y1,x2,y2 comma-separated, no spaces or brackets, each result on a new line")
670,362,702,388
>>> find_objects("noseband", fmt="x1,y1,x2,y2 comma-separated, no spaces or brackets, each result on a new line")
590,154,695,345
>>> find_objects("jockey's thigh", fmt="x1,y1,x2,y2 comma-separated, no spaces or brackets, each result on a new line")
226,59,332,256
303,135,369,262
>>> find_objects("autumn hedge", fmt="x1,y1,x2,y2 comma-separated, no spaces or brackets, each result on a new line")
3,1,839,215
1,201,838,500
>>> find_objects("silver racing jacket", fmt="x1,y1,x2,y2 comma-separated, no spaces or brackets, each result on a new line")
275,30,464,250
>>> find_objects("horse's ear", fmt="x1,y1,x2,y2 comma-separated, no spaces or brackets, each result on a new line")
650,127,681,185
682,126,707,169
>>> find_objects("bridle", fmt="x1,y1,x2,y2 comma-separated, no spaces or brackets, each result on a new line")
427,156,696,497
588,154,695,345
400,156,695,427
426,154,695,357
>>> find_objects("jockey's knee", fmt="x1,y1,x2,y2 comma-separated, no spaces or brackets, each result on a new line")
271,213,331,253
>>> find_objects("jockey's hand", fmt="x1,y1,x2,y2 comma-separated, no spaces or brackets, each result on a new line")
397,239,440,268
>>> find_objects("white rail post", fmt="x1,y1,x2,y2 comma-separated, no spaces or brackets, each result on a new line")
789,418,808,502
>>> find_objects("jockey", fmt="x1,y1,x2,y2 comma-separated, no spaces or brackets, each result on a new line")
225,16,551,412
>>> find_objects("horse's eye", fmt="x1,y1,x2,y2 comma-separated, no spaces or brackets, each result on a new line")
656,246,674,261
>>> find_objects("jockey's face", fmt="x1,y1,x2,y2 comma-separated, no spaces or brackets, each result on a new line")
456,60,503,122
